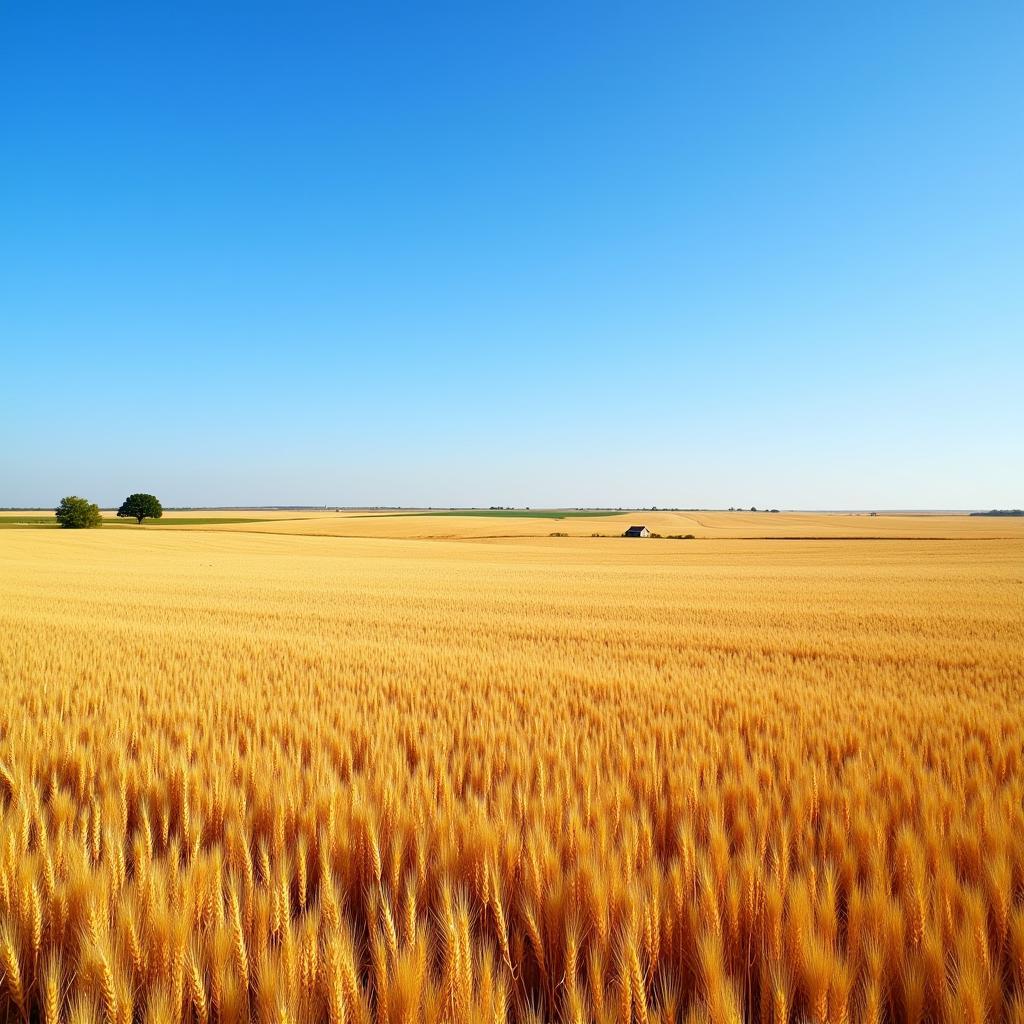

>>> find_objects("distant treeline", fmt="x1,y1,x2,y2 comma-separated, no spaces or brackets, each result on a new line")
970,509,1024,517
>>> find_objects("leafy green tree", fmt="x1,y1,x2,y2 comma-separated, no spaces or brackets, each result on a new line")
117,493,163,524
55,496,103,529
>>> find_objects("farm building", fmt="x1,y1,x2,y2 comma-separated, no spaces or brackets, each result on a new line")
623,525,650,538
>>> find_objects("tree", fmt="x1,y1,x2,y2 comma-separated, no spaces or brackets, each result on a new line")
55,496,103,529
117,493,163,524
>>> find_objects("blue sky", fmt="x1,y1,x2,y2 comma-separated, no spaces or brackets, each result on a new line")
2,2,1021,509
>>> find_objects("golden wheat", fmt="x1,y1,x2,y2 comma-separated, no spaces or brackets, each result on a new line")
0,526,1022,1023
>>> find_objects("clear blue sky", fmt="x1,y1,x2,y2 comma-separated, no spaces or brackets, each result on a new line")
2,2,1021,509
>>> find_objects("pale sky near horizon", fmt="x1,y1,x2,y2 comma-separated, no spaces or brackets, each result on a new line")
2,3,1022,510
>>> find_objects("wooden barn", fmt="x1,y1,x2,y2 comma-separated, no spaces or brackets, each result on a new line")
623,525,650,538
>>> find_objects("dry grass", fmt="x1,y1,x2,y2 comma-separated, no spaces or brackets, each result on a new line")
0,526,1022,1024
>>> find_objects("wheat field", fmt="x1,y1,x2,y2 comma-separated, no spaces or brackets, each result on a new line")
1,525,1022,1024
5,509,1024,541
129,510,1024,541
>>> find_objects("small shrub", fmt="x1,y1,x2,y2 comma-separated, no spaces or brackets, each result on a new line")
55,496,102,529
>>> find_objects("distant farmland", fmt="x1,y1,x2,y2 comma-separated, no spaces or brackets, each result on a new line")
363,507,620,519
